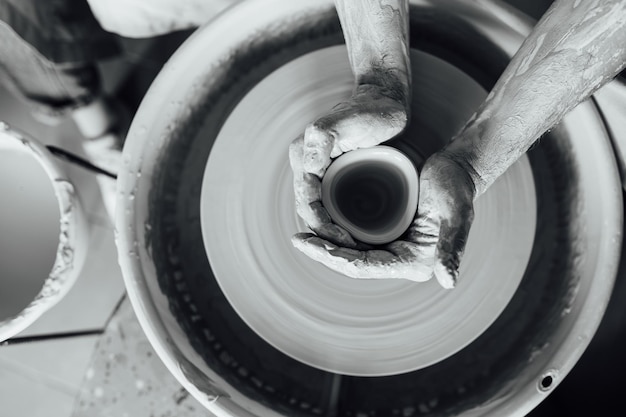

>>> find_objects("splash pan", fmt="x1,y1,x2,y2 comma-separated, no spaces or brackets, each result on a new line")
117,0,622,416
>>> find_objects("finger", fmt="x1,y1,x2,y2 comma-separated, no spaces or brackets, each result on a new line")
288,134,306,172
433,206,474,289
291,137,357,248
292,234,383,279
385,241,434,282
307,94,408,163
310,207,358,247
405,212,440,250
303,123,335,177
292,233,362,262
292,171,325,228
292,234,429,281
329,114,406,157
381,210,440,283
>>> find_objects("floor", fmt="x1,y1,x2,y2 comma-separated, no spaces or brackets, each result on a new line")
72,297,211,417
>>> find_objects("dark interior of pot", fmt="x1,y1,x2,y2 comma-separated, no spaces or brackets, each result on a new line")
142,5,599,417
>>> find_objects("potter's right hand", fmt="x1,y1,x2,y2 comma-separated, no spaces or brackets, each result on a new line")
289,84,408,248
290,149,478,289
86,0,238,38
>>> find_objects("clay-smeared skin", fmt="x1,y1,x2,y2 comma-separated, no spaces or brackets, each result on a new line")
451,0,626,196
289,0,435,282
289,85,409,249
334,0,411,110
291,0,626,289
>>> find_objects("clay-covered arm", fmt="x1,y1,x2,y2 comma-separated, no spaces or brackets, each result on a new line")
334,0,411,110
447,0,626,197
290,0,412,248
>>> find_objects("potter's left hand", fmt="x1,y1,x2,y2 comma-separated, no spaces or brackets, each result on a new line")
289,84,408,249
291,150,478,289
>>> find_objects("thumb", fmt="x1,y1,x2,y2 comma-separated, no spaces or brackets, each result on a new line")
433,207,474,289
303,122,335,177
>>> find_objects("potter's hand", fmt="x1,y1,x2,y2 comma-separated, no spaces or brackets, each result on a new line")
293,0,626,288
291,150,476,289
289,84,408,248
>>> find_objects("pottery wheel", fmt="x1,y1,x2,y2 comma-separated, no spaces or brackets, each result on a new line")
200,46,536,377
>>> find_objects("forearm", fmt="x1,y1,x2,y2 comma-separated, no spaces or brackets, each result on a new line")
334,0,411,109
447,0,626,196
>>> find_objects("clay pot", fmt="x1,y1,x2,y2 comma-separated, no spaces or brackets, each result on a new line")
117,0,622,415
321,145,419,245
0,122,88,342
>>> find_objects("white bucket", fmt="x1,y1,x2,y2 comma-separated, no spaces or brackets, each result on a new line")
0,123,88,341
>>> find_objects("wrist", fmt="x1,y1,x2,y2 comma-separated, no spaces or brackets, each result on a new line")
356,65,411,112
438,142,485,199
